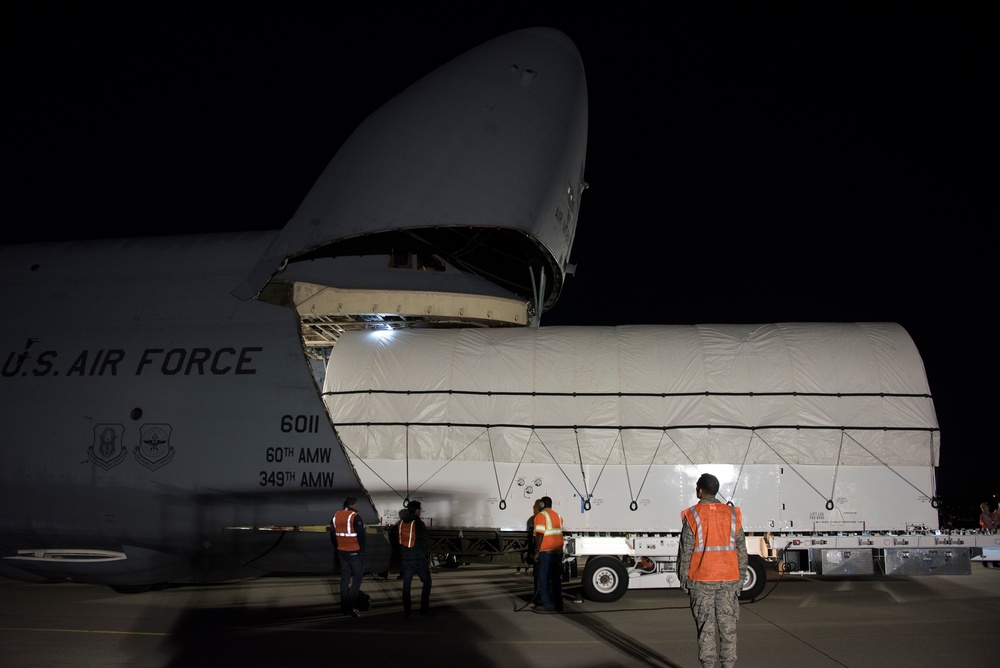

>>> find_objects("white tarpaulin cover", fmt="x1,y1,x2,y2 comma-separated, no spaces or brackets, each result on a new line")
323,323,939,470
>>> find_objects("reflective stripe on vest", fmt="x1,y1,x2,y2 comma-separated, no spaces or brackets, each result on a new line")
334,509,361,552
399,521,416,548
682,503,742,582
534,509,564,552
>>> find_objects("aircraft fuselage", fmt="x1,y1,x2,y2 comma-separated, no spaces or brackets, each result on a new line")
0,233,391,586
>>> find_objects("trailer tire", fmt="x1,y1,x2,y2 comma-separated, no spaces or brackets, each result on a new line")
582,556,628,602
440,554,462,569
739,556,766,601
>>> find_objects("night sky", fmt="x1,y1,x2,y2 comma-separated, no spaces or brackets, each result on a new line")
4,4,995,507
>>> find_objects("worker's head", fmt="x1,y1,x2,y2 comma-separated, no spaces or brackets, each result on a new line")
538,496,552,510
407,500,422,514
343,495,357,509
696,473,720,497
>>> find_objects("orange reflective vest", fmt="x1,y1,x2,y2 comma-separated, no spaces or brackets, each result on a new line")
682,502,742,582
399,520,416,548
333,509,361,552
534,509,564,552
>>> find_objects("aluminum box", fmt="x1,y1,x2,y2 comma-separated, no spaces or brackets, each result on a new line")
819,549,875,576
884,548,971,575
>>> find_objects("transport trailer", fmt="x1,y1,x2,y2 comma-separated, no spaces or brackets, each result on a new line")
568,532,769,601
566,528,1000,602
320,323,984,601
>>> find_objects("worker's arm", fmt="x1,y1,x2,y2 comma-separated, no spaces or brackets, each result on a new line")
355,515,366,553
736,525,748,584
676,520,693,593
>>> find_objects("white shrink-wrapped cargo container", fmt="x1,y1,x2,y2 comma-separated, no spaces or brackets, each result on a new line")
323,323,961,600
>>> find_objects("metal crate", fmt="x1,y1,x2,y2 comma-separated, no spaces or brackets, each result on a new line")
884,548,971,576
819,549,874,576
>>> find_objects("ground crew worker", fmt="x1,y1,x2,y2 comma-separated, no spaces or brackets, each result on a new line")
398,500,433,618
677,474,748,668
332,495,366,617
980,502,998,533
533,496,564,612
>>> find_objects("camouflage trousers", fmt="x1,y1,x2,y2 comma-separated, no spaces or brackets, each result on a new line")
688,581,740,668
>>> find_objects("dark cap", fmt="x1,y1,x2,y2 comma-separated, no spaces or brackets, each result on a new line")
407,500,422,511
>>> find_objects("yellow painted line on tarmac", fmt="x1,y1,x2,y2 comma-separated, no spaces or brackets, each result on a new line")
0,627,169,637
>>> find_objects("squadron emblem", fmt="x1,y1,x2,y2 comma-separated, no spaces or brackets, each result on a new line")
134,424,175,471
87,424,127,470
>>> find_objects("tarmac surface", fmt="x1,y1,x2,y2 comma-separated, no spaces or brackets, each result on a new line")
2,561,999,667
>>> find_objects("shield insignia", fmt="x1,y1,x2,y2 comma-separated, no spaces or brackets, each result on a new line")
134,424,175,471
88,424,127,470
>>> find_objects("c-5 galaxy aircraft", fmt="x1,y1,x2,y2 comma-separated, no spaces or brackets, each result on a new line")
0,27,588,592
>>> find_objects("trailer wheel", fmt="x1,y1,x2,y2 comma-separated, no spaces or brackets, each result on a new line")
739,556,766,601
439,554,462,569
582,556,628,602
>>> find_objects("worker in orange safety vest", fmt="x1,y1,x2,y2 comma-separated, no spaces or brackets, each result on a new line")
398,500,433,618
676,473,748,668
532,496,564,612
332,495,366,617
980,502,999,533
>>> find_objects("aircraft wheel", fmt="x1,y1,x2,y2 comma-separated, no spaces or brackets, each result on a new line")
581,556,628,602
739,556,767,601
